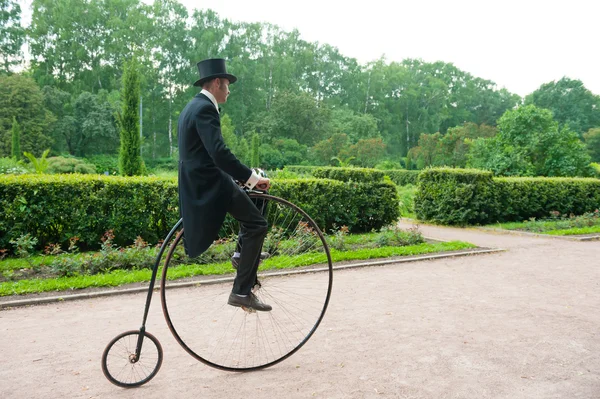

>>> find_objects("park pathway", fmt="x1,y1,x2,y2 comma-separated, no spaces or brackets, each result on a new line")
1,222,599,399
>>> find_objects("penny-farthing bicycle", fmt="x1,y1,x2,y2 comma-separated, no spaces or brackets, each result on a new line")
101,184,333,387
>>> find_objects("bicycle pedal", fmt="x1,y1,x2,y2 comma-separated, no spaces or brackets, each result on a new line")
241,306,256,314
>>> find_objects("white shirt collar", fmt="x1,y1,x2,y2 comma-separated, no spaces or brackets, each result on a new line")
200,89,219,113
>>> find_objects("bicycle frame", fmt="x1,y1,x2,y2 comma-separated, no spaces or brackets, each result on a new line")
134,218,183,360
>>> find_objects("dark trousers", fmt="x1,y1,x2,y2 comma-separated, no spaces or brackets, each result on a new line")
227,187,268,295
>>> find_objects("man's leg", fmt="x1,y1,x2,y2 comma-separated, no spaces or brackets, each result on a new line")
232,194,269,269
226,187,268,296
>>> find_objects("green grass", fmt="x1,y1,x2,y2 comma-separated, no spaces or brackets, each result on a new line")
0,240,474,296
397,184,416,218
544,226,600,236
493,213,600,236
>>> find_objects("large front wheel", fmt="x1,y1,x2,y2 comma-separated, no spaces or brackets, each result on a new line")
160,193,333,371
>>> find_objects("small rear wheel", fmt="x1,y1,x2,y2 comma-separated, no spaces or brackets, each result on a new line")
101,330,163,388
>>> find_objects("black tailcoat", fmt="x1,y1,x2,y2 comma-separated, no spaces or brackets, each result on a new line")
177,93,252,258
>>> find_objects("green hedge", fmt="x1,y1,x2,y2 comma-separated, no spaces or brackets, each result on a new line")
414,168,497,225
382,169,420,186
415,167,600,225
494,177,600,221
0,175,399,253
271,179,399,234
312,167,386,183
284,165,419,186
282,165,318,176
0,174,178,252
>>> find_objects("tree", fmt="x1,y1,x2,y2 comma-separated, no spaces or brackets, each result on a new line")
10,116,20,160
0,0,25,73
118,58,144,176
255,91,331,145
583,128,600,162
438,123,497,167
525,77,600,136
468,105,593,177
250,133,260,168
311,133,350,165
0,74,54,157
345,137,387,167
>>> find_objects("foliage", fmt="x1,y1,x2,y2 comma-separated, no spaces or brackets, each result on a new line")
312,167,385,183
525,77,600,135
375,160,404,170
415,167,600,225
0,240,474,295
496,209,600,234
468,105,593,177
250,132,260,168
118,58,145,176
383,170,420,186
583,128,600,162
0,174,399,252
415,168,498,225
591,163,600,178
0,0,25,73
0,157,26,174
85,155,119,175
10,116,20,160
22,149,51,174
0,74,54,158
46,156,97,174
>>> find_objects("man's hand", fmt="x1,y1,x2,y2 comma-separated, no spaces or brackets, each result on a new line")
256,177,270,191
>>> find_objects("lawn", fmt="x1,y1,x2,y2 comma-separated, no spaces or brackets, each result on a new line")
0,227,475,296
491,210,600,236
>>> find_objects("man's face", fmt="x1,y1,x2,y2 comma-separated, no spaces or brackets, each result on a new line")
214,78,230,104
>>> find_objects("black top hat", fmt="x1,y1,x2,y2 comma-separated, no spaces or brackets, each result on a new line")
193,58,237,87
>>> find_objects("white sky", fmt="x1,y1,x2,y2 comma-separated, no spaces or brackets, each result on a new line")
17,0,600,97
180,0,600,97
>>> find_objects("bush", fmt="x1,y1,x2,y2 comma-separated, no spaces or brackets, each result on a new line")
415,167,600,225
0,174,179,253
271,178,399,233
591,163,600,178
494,177,600,222
382,169,420,186
144,157,177,172
312,167,386,183
283,165,318,176
0,157,27,175
415,168,497,225
47,156,97,174
85,155,119,175
0,175,400,253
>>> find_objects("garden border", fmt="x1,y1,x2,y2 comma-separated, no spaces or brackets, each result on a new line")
0,246,504,309
476,226,600,241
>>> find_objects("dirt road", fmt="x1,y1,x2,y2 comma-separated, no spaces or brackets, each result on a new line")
1,223,599,399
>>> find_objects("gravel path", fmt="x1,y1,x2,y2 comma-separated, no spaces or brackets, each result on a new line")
1,222,599,399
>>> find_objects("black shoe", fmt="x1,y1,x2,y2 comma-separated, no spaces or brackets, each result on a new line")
228,292,272,312
231,252,270,270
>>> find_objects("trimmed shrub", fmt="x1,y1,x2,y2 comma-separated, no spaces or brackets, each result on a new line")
494,177,600,222
271,179,399,234
47,157,97,174
415,168,497,225
383,170,420,186
283,165,318,176
85,155,119,175
312,167,386,183
0,174,179,253
415,167,600,225
0,175,399,253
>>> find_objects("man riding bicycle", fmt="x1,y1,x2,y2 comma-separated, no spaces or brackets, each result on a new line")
177,58,272,311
